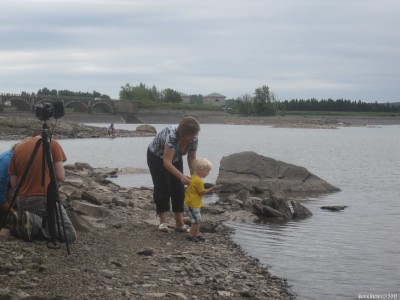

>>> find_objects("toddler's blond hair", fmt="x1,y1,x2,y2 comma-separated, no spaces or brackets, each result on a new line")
194,158,212,173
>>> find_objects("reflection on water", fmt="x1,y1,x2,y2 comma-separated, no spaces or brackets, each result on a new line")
1,124,399,299
110,173,150,188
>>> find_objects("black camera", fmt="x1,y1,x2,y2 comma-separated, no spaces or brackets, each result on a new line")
35,102,64,121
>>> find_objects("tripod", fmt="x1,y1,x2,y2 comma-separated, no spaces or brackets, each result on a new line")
0,121,71,255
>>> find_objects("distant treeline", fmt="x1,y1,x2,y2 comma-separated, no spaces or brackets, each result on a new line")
21,88,111,99
12,85,400,115
281,98,400,113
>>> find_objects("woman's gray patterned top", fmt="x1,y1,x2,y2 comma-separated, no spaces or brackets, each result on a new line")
148,125,198,163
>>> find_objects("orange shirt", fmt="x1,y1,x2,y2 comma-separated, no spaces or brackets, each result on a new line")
9,136,67,197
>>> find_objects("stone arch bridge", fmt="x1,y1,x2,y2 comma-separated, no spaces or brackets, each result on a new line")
0,94,138,115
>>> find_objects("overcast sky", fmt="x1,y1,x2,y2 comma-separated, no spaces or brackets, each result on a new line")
1,0,399,102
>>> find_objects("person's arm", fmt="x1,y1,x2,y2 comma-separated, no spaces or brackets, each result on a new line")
198,186,217,196
10,175,18,190
187,150,196,175
50,140,67,182
54,161,65,182
163,145,191,184
192,176,217,196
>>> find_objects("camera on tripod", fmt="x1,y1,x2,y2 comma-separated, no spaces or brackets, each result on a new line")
35,102,64,121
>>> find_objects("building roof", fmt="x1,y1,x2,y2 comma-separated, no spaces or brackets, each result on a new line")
204,92,225,98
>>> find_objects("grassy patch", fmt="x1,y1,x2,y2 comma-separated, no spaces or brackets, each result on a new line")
138,101,224,111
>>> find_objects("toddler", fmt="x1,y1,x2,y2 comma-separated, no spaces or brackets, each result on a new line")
184,158,217,242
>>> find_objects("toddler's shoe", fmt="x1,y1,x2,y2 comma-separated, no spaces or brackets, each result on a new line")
196,235,206,242
186,235,199,242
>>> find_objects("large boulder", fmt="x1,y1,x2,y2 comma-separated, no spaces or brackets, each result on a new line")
136,124,157,134
216,151,340,197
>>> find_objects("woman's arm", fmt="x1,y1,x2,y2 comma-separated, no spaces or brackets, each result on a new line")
163,146,191,184
187,150,196,175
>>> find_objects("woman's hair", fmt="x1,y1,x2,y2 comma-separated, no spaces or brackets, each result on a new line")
194,158,212,172
177,116,200,136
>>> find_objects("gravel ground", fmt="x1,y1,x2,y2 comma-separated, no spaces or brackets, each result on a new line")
0,206,294,300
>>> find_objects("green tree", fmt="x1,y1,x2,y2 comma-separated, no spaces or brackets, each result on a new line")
190,94,203,105
119,83,158,102
37,87,50,96
150,85,160,102
237,94,254,116
270,91,279,115
253,85,274,116
161,88,182,103
58,90,75,97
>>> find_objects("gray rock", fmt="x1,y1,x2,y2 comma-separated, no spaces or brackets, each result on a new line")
71,201,110,218
135,124,157,134
67,211,97,233
262,205,285,218
270,190,292,219
216,151,340,197
81,190,103,205
321,205,348,211
291,200,313,219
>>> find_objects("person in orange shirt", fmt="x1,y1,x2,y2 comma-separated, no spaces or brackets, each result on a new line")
8,135,76,243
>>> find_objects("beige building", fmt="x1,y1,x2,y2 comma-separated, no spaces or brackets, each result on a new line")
179,92,190,104
203,92,226,107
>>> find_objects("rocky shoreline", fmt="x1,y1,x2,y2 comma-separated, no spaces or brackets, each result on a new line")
0,163,294,300
0,114,298,300
0,115,156,140
128,109,400,128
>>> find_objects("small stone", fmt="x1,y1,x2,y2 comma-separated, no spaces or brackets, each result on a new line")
137,249,154,256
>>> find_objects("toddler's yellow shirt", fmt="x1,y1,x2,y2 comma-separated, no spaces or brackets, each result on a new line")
184,175,205,208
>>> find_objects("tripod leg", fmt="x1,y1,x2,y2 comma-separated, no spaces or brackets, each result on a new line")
42,136,71,255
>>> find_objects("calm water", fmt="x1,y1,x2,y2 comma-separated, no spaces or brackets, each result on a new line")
1,123,399,299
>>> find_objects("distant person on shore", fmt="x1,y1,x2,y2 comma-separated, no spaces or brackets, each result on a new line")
8,135,77,243
147,116,200,233
108,123,115,137
184,158,218,242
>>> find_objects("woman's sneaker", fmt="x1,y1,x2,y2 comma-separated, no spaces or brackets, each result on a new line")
18,211,33,242
175,224,190,233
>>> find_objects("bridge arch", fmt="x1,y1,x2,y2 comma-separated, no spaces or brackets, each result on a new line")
1,94,137,115
90,101,114,113
64,100,88,113
5,97,32,111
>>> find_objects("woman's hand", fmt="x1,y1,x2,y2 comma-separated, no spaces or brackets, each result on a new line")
181,175,191,185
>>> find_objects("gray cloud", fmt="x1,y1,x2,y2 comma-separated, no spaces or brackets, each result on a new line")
1,0,399,102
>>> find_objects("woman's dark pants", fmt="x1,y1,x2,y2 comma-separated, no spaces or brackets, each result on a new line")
147,148,184,214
